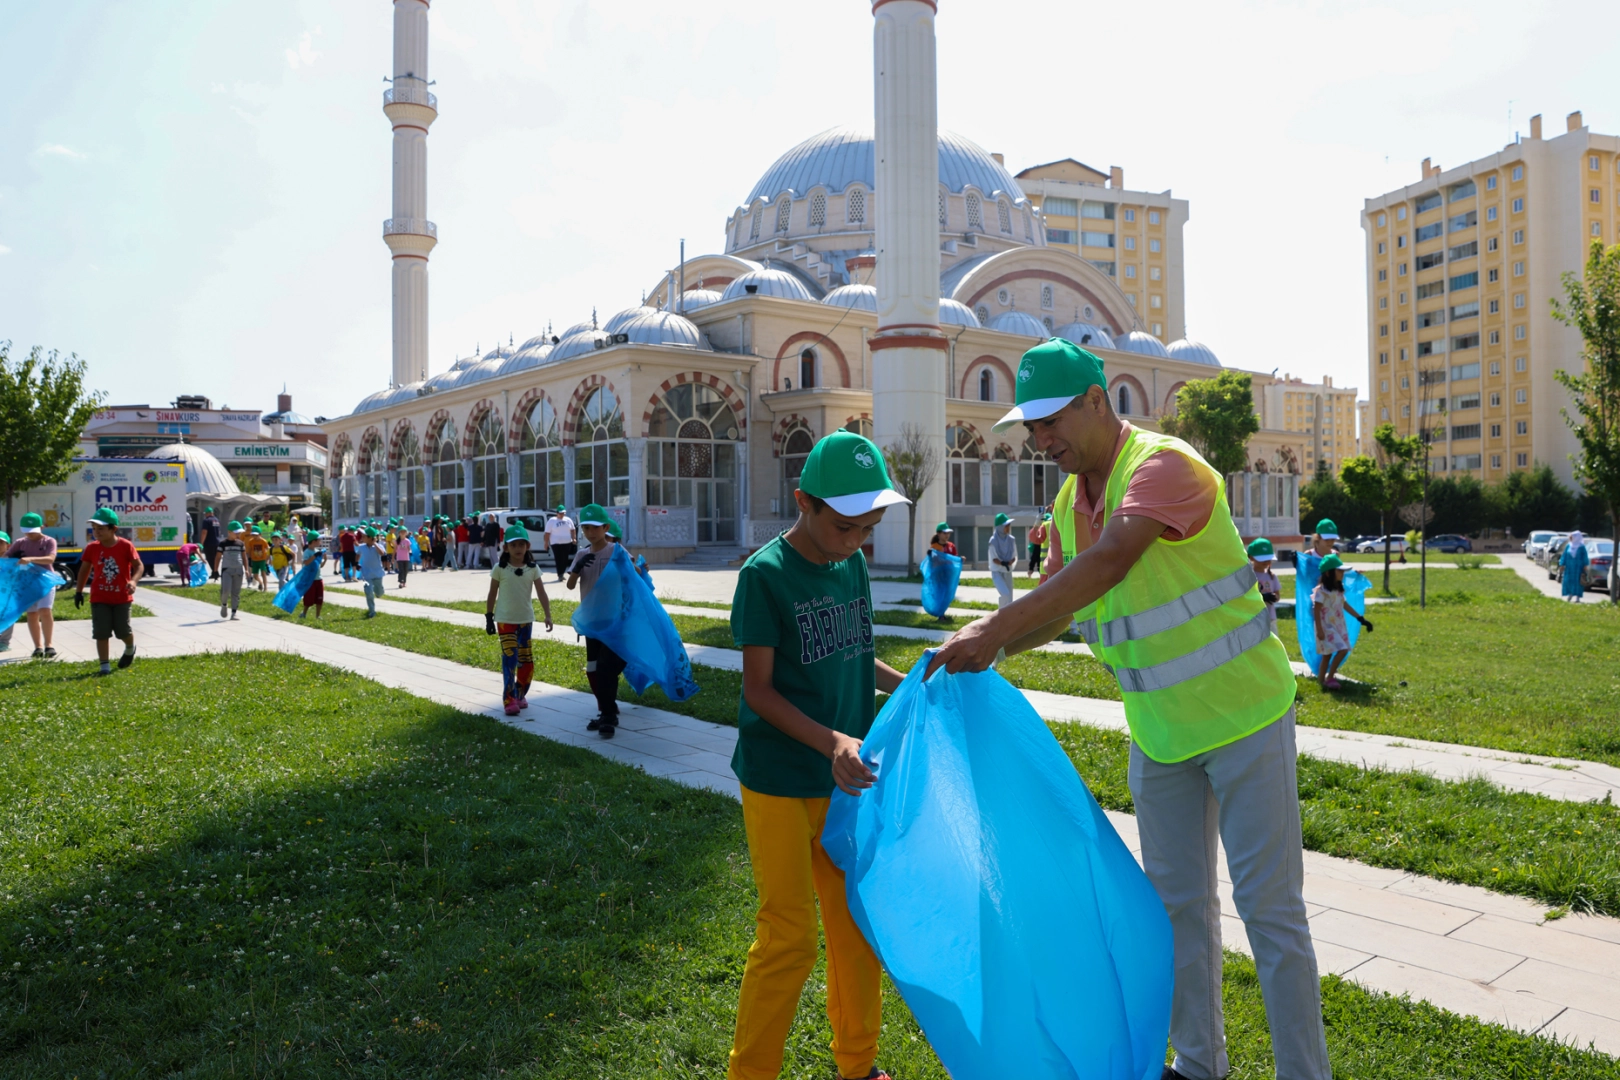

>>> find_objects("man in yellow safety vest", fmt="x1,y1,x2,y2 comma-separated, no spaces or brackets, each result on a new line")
930,338,1330,1080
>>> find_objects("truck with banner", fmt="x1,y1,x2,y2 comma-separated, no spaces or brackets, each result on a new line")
16,457,189,568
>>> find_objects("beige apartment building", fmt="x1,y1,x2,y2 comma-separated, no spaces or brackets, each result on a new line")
1015,159,1189,344
1362,110,1619,484
1257,375,1359,476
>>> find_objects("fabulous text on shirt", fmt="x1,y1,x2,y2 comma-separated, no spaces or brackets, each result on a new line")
794,596,873,664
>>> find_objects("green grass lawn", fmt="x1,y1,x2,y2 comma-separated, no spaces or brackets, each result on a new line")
47,592,154,621
1279,567,1536,600
873,573,1043,590
3,655,1615,1077
1334,552,1501,565
889,595,1001,612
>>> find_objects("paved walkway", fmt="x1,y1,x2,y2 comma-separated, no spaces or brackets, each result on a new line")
12,587,1620,1056
1502,551,1578,600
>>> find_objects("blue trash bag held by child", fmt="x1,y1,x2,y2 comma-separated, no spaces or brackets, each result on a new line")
273,554,324,614
0,561,66,632
634,552,654,591
409,536,422,565
920,549,962,617
1295,559,1369,676
188,557,209,588
822,656,1173,1080
570,543,698,702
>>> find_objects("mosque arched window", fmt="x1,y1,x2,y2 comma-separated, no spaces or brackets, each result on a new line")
433,419,464,520
469,411,508,513
966,192,982,231
947,425,981,506
1019,435,1059,508
750,205,762,242
978,368,995,402
809,190,826,228
1040,284,1054,310
518,398,565,511
847,187,866,225
362,431,387,518
336,445,359,519
775,197,791,234
843,418,873,438
991,445,1011,505
780,426,815,509
648,382,742,543
974,304,989,325
574,386,628,510
998,198,1012,234
398,427,425,517
1043,316,1054,333
799,349,817,390
1117,384,1134,416
938,189,947,228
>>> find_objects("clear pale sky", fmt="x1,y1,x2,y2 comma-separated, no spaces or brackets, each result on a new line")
3,0,1617,421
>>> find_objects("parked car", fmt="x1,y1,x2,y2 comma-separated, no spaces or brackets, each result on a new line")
1523,530,1565,559
1424,534,1474,554
1356,535,1409,554
1542,536,1570,578
1582,539,1615,591
1336,534,1380,553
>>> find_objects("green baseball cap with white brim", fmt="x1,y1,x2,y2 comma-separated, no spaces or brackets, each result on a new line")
1315,518,1339,540
994,512,1010,526
934,521,952,533
91,507,120,528
577,503,614,528
993,337,1108,433
1246,537,1276,562
503,523,530,543
20,512,43,530
797,430,908,517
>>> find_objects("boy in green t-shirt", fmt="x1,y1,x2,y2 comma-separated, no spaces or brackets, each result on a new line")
726,430,909,1080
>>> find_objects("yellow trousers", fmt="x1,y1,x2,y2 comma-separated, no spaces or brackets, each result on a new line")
728,786,883,1080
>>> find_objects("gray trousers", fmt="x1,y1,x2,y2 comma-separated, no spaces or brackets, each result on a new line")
1128,708,1330,1080
218,568,243,613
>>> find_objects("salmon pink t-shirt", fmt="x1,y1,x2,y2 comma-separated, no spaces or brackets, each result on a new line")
1044,423,1217,575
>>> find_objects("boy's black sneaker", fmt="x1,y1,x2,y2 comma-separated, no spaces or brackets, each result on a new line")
117,647,136,669
586,715,604,732
599,720,617,739
31,648,44,659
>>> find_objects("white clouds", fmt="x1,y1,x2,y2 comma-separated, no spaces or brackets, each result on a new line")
0,244,11,256
285,30,322,70
35,144,86,160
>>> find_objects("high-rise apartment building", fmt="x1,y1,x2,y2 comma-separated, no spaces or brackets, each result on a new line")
1016,160,1189,343
1257,375,1360,476
1362,111,1619,484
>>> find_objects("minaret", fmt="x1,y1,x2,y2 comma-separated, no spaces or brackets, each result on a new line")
382,0,437,387
870,0,945,567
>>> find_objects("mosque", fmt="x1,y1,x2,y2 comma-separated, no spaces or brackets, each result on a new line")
325,0,1303,566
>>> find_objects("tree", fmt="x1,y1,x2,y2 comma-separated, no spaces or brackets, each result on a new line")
882,423,941,578
1340,423,1423,594
1299,472,1378,537
1424,474,1487,537
0,343,104,533
1484,463,1577,536
1550,239,1620,602
1160,370,1260,476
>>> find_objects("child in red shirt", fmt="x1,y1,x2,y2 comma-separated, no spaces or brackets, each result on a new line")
74,508,144,676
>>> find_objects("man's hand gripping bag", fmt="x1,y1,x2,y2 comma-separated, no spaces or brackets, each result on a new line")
823,657,1172,1080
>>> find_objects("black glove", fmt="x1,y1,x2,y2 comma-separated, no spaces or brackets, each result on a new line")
74,591,84,609
485,613,497,636
1362,619,1374,633
574,552,595,572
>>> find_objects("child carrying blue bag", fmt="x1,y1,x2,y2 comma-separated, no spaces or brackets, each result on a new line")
920,549,961,618
0,560,66,632
823,655,1173,1080
569,523,698,704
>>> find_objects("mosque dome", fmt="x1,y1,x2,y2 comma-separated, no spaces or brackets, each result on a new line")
744,126,1025,205
422,367,466,393
1115,330,1172,359
939,298,981,328
380,382,424,408
822,283,877,312
351,388,391,414
677,289,724,314
518,334,551,351
457,357,506,387
1055,322,1115,350
614,308,703,348
986,310,1049,338
1166,338,1222,367
482,345,513,362
604,306,658,334
146,443,240,495
551,326,612,363
499,342,553,377
721,268,815,303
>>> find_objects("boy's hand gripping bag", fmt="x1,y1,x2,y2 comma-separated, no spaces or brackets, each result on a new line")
0,561,66,631
920,549,963,618
272,553,324,614
569,543,699,702
822,655,1172,1080
1295,561,1369,676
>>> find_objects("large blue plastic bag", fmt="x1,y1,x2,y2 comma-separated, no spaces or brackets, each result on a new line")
570,543,699,701
409,536,422,566
920,549,962,617
273,554,324,614
823,656,1172,1080
188,558,208,587
1295,556,1369,675
634,552,654,591
0,561,66,631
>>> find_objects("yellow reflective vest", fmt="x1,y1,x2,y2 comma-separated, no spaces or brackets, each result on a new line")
1050,427,1296,762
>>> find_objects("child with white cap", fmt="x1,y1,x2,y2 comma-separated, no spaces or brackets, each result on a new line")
1247,537,1281,631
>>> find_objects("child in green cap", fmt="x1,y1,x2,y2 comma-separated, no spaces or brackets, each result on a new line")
357,527,386,617
724,430,908,1080
218,521,247,620
299,531,326,619
566,504,627,736
8,512,59,657
485,523,554,716
0,529,12,653
1312,554,1373,691
74,508,143,675
1247,537,1281,631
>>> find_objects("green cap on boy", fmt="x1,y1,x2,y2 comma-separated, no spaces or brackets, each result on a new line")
795,430,909,517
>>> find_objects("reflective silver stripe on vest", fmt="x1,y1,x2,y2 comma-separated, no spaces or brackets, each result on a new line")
1075,618,1099,645
1112,607,1274,694
1096,564,1258,647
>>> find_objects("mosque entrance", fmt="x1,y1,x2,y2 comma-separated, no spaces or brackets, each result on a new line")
647,383,742,545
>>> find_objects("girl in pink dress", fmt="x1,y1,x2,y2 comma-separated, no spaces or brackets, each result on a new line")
1312,553,1373,690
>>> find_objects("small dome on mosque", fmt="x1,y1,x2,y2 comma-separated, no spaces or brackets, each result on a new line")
938,298,981,328
457,357,506,387
1115,330,1172,359
744,126,1025,205
351,388,391,414
423,367,466,392
555,319,598,341
987,310,1048,338
677,289,724,314
518,334,551,351
615,308,704,348
551,326,612,363
1166,338,1221,367
1055,322,1115,350
721,269,815,303
499,342,553,377
379,382,424,408
604,306,658,334
822,284,877,312
482,344,513,362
